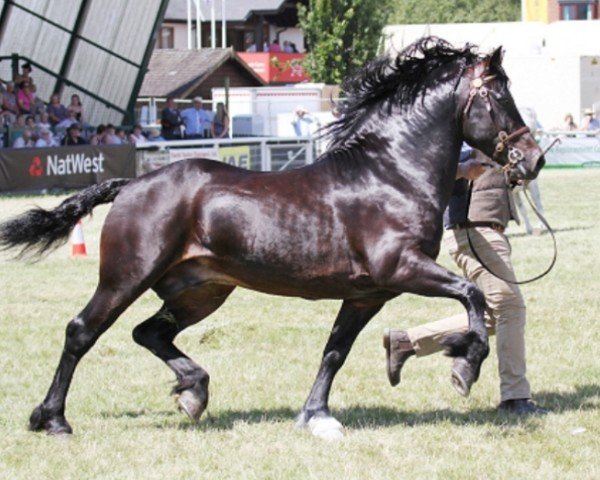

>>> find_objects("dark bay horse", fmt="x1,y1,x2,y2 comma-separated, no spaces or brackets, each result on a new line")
0,38,545,439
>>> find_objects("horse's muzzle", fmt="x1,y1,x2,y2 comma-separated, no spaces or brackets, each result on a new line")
524,153,545,180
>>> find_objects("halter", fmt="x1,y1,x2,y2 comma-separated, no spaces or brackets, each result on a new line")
461,67,531,175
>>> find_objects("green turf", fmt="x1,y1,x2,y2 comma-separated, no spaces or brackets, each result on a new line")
0,169,598,479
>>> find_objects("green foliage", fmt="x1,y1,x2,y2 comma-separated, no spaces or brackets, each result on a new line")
390,0,521,24
298,0,393,84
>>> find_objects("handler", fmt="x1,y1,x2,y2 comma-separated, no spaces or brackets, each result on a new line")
383,145,548,415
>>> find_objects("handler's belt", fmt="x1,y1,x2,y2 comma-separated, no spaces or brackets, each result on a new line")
453,221,505,233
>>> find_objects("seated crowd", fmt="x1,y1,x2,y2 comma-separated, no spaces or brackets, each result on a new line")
1,62,230,149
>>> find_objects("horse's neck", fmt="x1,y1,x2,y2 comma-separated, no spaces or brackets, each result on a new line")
372,96,462,197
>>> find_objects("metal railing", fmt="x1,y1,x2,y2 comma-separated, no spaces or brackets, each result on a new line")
135,136,320,176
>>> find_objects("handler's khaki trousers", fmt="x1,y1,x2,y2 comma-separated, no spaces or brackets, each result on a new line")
406,227,531,402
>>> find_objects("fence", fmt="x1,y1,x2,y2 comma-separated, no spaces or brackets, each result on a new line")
538,130,600,168
135,136,320,176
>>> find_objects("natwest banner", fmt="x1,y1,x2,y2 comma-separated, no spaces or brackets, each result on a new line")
0,144,136,193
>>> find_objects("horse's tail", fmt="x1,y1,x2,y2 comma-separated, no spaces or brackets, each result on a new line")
0,178,131,260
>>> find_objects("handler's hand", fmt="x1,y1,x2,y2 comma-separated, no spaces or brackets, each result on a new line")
456,159,492,180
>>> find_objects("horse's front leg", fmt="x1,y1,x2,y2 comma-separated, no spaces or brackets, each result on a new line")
297,300,384,440
386,250,490,396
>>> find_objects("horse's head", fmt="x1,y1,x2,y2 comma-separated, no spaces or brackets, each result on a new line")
458,47,545,183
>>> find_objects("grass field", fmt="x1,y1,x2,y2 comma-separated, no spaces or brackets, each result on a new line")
0,168,599,479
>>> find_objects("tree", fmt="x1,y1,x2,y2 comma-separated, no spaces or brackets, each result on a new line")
390,0,520,24
298,0,393,85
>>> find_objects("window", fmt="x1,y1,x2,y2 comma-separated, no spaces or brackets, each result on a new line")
559,1,598,20
157,26,174,49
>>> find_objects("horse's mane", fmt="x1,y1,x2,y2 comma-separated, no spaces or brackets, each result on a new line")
324,36,481,149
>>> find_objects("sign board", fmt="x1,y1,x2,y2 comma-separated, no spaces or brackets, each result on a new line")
0,144,136,192
237,53,309,84
541,135,600,167
218,146,251,169
168,148,219,163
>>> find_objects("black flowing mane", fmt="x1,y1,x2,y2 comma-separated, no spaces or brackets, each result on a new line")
325,37,481,149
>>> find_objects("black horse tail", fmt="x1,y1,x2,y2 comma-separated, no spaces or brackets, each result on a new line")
0,178,131,260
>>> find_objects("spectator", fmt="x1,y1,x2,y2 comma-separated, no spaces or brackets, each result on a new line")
61,123,87,146
581,108,600,131
14,113,27,128
289,42,299,53
245,34,257,52
269,39,281,53
12,127,34,148
90,124,106,145
147,127,165,142
129,124,148,145
25,115,36,130
103,124,121,145
160,96,183,140
282,40,293,53
211,102,229,139
1,82,19,124
563,113,577,131
47,94,69,126
115,127,127,144
67,94,84,124
35,128,58,147
14,63,37,93
16,81,35,114
55,110,78,130
513,107,546,235
291,105,314,137
181,97,212,139
36,111,52,132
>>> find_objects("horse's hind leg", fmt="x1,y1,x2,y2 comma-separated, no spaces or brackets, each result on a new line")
132,284,235,423
29,286,142,435
297,299,384,440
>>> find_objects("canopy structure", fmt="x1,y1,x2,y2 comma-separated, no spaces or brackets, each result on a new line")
0,0,170,125
140,48,265,99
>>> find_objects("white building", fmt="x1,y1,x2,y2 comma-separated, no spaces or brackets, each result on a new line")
383,21,600,129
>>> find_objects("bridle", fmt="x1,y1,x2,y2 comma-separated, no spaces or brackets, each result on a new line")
458,60,558,285
460,65,531,176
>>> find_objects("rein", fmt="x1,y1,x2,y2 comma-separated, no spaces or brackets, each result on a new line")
461,72,532,174
464,180,558,285
454,62,559,284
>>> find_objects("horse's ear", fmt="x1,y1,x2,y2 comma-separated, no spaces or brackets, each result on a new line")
489,47,504,70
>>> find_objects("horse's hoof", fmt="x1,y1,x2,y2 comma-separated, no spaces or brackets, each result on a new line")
29,405,73,435
47,420,73,436
307,415,345,441
451,357,475,397
29,404,46,431
176,389,206,423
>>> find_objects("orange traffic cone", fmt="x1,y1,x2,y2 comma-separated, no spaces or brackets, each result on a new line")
71,220,87,257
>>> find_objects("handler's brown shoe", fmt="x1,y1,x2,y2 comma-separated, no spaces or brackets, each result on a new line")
383,329,415,387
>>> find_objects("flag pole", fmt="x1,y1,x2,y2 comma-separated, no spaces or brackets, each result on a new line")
222,0,227,48
210,0,216,48
187,0,192,49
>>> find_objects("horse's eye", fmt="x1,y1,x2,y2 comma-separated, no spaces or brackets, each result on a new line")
492,92,510,106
